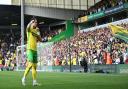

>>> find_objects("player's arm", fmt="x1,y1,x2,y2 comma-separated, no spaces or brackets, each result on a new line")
37,35,42,42
26,20,35,32
36,28,42,42
26,20,43,42
27,22,41,40
31,28,42,42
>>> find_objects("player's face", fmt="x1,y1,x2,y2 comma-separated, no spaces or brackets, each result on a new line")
33,20,38,28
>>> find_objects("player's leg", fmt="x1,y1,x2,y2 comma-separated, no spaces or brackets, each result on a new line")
23,62,32,78
32,63,41,86
32,63,38,85
22,62,32,86
32,63,37,80
22,50,33,86
32,51,41,86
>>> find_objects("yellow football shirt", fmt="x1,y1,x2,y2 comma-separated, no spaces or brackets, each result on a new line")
27,27,40,51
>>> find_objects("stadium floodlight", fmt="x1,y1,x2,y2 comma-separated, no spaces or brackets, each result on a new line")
11,24,18,26
39,22,45,25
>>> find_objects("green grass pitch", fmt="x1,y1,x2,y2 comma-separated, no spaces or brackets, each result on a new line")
0,71,128,89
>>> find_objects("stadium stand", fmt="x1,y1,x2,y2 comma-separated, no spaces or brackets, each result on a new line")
52,19,128,66
1,20,127,71
0,31,20,71
0,0,128,71
41,25,65,42
79,0,128,16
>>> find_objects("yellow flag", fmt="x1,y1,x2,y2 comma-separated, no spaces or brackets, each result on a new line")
109,24,128,42
109,24,128,35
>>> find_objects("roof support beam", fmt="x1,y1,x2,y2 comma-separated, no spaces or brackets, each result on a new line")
24,6,84,20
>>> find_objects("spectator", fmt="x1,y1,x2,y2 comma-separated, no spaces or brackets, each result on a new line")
52,23,128,66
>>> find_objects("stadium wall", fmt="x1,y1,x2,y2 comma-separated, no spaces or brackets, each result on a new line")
32,64,128,74
80,18,128,33
77,2,128,23
1,64,128,74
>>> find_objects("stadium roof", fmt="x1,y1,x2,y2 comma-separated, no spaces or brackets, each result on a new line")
11,0,102,10
0,5,63,28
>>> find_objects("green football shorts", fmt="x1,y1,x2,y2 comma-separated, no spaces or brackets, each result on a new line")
27,50,38,63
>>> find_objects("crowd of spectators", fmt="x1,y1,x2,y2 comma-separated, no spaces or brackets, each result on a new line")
0,31,20,71
41,25,65,42
88,0,127,15
78,0,128,17
52,23,128,66
0,24,66,70
0,22,128,71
